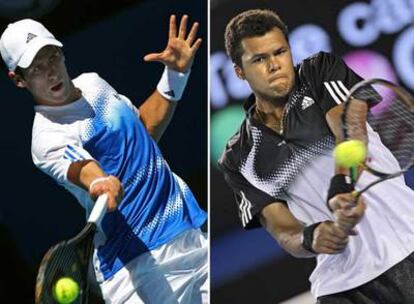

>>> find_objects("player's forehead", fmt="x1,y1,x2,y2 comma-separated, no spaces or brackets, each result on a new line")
240,28,288,58
30,45,60,65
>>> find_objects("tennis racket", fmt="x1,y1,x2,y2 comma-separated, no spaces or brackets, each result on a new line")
341,78,414,196
35,194,108,304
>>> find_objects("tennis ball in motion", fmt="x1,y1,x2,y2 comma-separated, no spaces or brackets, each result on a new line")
53,277,80,304
334,140,367,168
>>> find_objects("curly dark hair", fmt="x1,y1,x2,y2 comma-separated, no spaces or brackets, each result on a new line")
224,9,289,67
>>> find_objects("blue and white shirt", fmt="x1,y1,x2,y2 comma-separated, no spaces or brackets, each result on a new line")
31,73,207,281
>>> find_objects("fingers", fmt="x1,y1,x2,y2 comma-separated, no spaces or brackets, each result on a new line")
143,52,163,62
89,176,124,212
328,192,357,211
334,196,366,232
153,14,201,71
319,239,348,254
186,22,199,45
312,221,349,254
169,15,177,39
178,14,188,39
355,196,366,215
191,38,202,53
330,224,349,239
170,14,201,47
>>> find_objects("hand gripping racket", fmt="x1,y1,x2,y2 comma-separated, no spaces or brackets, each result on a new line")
35,194,108,304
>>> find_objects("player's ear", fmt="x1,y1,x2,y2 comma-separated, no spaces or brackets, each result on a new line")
234,64,245,80
8,71,26,88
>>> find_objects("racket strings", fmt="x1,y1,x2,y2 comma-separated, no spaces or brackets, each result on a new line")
368,90,414,169
37,244,85,303
347,84,414,170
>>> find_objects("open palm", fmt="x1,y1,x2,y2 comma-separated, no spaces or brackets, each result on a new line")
144,15,202,73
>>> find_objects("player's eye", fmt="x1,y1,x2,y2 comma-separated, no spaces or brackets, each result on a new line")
274,49,286,56
32,66,40,74
253,56,264,63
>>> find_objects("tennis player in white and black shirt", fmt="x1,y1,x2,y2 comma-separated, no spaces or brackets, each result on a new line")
219,9,414,303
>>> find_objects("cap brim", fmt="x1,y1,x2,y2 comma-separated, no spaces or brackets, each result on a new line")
17,37,63,69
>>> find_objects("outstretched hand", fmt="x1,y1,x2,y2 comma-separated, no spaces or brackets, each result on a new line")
144,14,202,73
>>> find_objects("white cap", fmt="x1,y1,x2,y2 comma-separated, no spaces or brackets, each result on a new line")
0,19,63,71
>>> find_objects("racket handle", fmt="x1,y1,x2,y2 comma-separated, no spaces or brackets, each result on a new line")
350,166,358,183
87,194,108,224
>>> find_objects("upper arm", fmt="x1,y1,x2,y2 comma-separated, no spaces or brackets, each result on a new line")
219,158,285,229
325,103,344,141
32,127,95,185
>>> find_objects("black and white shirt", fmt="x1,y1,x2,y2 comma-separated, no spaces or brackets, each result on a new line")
219,52,414,297
219,52,361,228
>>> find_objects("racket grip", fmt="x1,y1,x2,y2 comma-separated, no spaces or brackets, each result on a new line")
88,194,108,224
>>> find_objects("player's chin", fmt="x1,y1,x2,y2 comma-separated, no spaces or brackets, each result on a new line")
270,83,292,97
270,88,290,99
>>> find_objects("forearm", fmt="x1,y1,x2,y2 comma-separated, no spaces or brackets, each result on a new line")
260,204,316,258
138,90,178,142
275,227,316,258
67,160,123,211
326,103,368,176
67,160,107,190
261,203,349,256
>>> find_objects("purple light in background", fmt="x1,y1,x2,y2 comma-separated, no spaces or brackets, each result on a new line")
343,50,397,116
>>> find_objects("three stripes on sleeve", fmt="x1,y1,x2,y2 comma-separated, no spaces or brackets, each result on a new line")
323,80,350,105
63,144,89,162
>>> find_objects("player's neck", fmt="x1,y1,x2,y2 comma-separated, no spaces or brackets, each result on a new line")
66,85,82,104
255,97,287,133
255,96,286,119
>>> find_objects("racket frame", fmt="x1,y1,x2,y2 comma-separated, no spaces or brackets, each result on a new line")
341,78,414,193
35,194,108,304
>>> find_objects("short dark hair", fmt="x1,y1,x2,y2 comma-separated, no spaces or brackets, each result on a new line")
224,9,289,67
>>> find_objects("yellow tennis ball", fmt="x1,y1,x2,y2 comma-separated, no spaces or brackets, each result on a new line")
53,277,80,304
334,140,367,168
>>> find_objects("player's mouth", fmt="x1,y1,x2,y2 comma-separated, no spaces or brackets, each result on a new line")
269,75,287,83
51,82,63,92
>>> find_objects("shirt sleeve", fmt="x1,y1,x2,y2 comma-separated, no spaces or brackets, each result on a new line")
219,159,286,230
31,128,95,185
118,94,140,117
304,52,363,115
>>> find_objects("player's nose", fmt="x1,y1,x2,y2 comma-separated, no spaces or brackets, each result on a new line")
47,65,59,81
268,56,280,72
